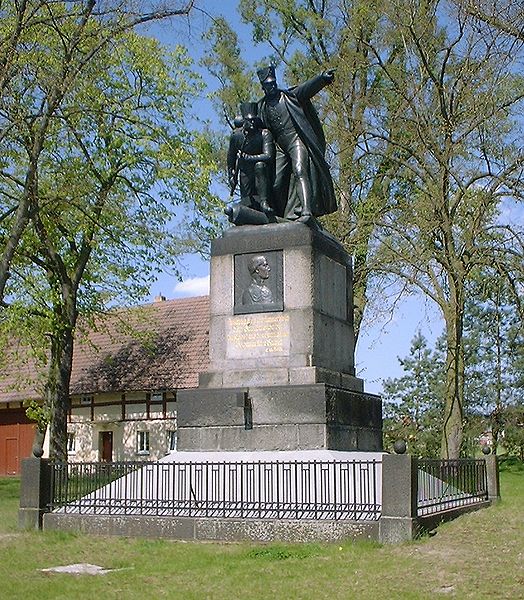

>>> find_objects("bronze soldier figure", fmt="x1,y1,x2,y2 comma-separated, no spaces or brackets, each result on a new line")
257,66,337,223
227,102,275,216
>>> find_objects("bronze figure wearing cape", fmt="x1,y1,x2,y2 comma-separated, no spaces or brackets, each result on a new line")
257,66,337,223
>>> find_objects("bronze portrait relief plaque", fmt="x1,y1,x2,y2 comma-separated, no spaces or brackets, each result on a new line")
234,250,283,314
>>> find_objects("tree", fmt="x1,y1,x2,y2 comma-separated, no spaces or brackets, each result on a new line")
383,308,523,457
363,0,524,457
198,15,261,195
502,405,524,461
203,1,524,458
201,2,524,457
0,0,197,306
463,274,524,453
383,332,445,457
201,16,259,129
451,0,524,42
0,1,221,460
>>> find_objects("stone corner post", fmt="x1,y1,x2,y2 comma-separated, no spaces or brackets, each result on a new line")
379,453,419,544
18,457,52,530
484,454,501,503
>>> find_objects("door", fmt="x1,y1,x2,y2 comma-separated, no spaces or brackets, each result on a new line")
0,421,35,475
100,431,113,462
5,438,18,475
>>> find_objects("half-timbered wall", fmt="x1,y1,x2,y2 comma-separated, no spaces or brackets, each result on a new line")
68,391,177,462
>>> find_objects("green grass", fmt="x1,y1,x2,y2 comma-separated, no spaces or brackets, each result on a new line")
0,466,523,599
0,477,21,534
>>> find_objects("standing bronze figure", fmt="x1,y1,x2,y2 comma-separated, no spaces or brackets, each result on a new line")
227,102,274,215
257,65,337,223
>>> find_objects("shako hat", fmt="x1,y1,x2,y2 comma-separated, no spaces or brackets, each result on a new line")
240,102,259,120
257,65,276,83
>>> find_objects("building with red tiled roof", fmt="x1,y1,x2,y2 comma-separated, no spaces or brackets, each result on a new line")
0,296,210,474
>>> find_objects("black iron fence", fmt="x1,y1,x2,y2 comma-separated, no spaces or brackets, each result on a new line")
46,457,491,525
49,459,382,521
416,458,488,516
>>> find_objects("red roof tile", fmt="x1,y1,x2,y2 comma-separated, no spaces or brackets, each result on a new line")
0,296,210,403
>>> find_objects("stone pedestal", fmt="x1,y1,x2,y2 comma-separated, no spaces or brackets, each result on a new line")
18,457,52,530
177,384,382,452
177,222,382,452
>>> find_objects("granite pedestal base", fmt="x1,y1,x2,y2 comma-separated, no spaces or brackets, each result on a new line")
176,384,382,452
206,222,357,386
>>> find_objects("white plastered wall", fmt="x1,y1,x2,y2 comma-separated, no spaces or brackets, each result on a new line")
68,392,177,462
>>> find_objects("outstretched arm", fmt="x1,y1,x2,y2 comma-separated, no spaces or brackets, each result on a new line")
294,69,335,101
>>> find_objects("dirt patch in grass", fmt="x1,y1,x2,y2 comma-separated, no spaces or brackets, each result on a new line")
0,533,21,541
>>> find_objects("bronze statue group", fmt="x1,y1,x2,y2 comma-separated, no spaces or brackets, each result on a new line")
226,66,337,227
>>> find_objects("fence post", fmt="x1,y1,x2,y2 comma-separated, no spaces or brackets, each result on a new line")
484,454,500,503
18,457,52,530
379,453,418,543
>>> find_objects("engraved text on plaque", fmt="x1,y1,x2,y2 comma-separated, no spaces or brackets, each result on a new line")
226,313,290,359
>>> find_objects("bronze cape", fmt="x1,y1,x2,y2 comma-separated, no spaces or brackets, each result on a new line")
258,74,336,219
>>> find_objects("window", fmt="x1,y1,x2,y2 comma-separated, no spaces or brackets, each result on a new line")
67,432,76,454
137,430,150,454
168,430,177,452
80,395,93,405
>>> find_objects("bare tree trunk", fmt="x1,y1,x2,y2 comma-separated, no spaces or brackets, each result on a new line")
441,295,465,459
45,284,77,461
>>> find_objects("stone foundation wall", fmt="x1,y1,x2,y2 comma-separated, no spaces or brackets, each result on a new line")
43,512,379,544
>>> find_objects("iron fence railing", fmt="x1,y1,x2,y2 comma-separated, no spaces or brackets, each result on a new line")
416,458,488,516
49,459,381,521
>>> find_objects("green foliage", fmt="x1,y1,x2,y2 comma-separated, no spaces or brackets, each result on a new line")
451,0,524,42
499,456,524,473
464,276,524,414
24,399,50,432
382,332,445,457
0,2,221,459
385,292,523,458
362,2,524,457
2,8,221,315
502,405,524,461
461,273,524,456
203,2,524,459
201,17,259,125
202,0,405,339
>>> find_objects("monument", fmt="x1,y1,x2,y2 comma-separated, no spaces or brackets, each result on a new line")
31,66,495,547
176,67,382,453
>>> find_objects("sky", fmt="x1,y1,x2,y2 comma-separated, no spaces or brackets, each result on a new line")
142,1,445,395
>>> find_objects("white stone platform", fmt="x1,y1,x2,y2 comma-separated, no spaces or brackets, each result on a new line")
55,450,384,521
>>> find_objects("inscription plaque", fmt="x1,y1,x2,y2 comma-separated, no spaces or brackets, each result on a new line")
226,313,290,359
